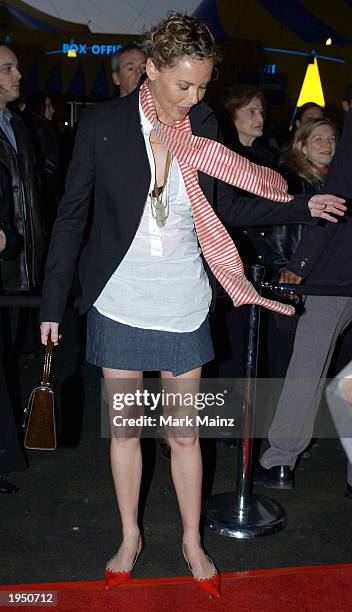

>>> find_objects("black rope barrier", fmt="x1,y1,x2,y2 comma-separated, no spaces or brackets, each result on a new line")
0,296,81,308
263,282,352,297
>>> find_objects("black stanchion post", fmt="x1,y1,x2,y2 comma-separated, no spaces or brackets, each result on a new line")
235,265,263,515
205,265,287,538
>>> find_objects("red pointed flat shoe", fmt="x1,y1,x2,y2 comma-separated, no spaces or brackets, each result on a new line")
182,544,221,599
104,534,143,589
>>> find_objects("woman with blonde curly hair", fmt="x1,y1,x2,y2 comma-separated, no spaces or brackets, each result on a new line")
39,11,345,598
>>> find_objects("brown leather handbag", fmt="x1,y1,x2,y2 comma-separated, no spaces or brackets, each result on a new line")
23,337,56,450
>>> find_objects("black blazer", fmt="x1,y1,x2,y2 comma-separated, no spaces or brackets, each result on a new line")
40,88,312,323
288,109,352,286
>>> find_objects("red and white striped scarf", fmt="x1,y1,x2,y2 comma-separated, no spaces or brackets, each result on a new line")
140,80,294,316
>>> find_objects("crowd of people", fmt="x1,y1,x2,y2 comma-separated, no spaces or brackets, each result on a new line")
1,11,352,597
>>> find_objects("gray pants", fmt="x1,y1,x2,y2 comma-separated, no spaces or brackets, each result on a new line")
261,295,352,483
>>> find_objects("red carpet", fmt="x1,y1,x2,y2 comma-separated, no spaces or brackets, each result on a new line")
1,564,352,611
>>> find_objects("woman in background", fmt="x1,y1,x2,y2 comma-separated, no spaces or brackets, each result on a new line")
218,85,277,168
294,102,324,129
279,117,337,280
267,117,337,381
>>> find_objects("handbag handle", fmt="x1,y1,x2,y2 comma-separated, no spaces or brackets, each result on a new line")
41,335,54,385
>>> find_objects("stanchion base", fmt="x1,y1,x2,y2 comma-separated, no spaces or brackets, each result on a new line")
205,492,286,539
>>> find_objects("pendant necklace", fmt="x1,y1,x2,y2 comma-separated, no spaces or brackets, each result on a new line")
150,151,172,228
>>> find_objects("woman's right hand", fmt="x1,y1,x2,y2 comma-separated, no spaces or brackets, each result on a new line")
40,322,61,346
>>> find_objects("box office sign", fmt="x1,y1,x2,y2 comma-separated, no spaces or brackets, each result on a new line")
62,43,123,56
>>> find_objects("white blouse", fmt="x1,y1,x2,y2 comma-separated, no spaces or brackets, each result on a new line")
93,91,212,332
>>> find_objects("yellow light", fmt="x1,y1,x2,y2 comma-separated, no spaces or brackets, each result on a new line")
67,48,77,58
296,56,325,108
325,37,332,46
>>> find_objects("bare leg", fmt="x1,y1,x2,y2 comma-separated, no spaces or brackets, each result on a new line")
103,368,143,571
161,367,215,579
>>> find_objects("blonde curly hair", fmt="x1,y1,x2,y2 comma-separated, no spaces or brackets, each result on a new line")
143,11,220,70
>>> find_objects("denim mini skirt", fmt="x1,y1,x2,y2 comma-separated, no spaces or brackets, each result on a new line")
86,307,214,377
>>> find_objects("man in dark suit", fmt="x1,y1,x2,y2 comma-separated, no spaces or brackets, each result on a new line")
255,110,352,496
0,45,46,295
0,45,46,361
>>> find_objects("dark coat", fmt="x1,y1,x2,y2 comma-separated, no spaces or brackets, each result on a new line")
265,167,321,277
21,108,60,211
0,162,23,260
0,166,27,475
40,88,312,323
288,109,352,286
0,112,46,291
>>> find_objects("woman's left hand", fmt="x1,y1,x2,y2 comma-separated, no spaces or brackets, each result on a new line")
308,194,346,222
